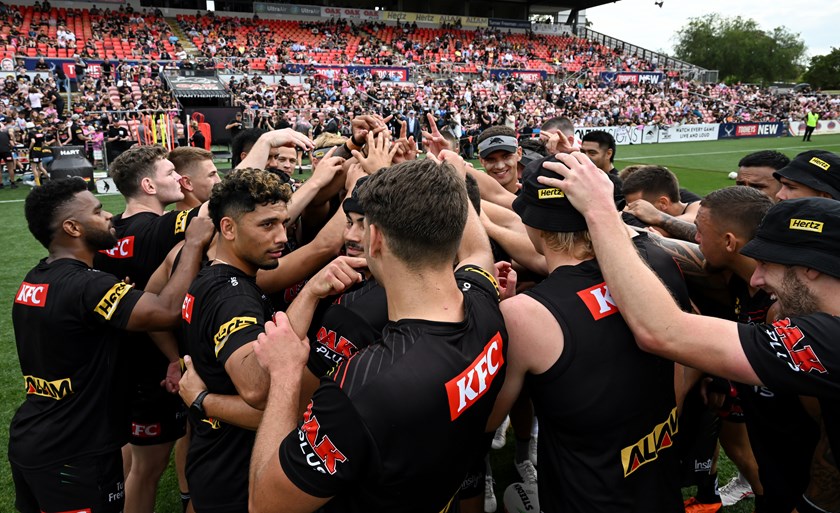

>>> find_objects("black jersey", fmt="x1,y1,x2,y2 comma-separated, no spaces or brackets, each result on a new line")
182,263,274,512
279,266,505,513
306,277,389,377
30,129,45,156
522,234,689,513
9,258,143,469
740,314,840,460
726,276,818,512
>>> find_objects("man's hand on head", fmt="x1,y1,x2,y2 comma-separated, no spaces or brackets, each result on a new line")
539,152,615,216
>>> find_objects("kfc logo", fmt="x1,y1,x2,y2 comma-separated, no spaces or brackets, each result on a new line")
15,282,49,307
100,236,135,259
446,333,504,420
577,282,620,320
132,422,161,438
182,293,195,323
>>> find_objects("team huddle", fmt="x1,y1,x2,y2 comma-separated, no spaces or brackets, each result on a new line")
9,113,840,513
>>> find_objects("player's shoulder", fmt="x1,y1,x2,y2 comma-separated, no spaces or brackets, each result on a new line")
456,264,500,301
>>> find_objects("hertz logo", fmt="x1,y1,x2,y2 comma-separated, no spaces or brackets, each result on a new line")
538,188,565,199
620,407,678,477
809,157,831,171
174,209,193,235
214,316,257,356
789,219,824,233
95,282,133,320
25,375,73,400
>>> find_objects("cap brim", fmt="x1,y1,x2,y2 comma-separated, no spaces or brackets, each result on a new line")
741,237,840,279
479,144,518,159
774,167,840,200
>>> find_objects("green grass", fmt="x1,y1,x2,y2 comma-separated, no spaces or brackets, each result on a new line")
4,133,839,511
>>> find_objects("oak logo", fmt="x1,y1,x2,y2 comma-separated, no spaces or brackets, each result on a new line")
15,282,49,307
182,294,195,323
538,188,565,199
621,407,678,477
299,401,347,475
214,316,257,356
202,417,221,430
789,219,824,233
25,375,73,400
773,318,827,374
316,327,357,359
100,236,135,259
174,208,193,234
95,282,133,320
445,332,504,421
577,282,620,320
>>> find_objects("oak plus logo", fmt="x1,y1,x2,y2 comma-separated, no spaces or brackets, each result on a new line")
15,282,49,307
25,375,73,400
315,327,358,362
620,407,678,477
445,332,504,421
298,401,347,475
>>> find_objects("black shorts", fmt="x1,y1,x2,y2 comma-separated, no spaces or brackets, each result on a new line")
457,452,487,500
12,449,124,513
0,151,13,161
30,157,41,163
129,381,188,446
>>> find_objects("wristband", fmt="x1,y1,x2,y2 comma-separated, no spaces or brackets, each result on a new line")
347,136,364,150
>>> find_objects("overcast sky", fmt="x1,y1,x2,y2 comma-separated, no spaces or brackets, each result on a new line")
585,0,838,59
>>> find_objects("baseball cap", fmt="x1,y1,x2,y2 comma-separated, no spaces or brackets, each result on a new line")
773,150,840,199
342,176,370,215
71,114,79,120
741,197,840,279
520,148,543,168
478,134,518,158
512,159,587,232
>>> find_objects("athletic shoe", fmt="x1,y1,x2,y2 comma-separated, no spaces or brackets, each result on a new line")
9,181,17,189
528,435,538,466
514,459,538,487
683,497,722,513
491,416,510,450
718,473,754,506
484,476,497,513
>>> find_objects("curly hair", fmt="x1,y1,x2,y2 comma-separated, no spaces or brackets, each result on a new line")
208,168,292,230
231,128,266,168
357,159,467,268
25,177,88,249
738,150,790,170
109,145,168,198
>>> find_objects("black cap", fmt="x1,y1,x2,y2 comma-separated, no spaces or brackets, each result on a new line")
741,197,840,279
512,158,587,232
342,176,370,215
773,150,840,199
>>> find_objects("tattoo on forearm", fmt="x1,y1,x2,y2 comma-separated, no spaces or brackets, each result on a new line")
658,213,698,243
647,235,707,278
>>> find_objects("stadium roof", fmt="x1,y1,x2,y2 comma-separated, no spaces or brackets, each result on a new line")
527,0,618,8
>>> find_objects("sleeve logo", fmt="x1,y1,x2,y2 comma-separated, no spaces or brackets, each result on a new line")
15,282,49,307
620,407,678,477
99,236,135,259
25,375,73,400
174,209,193,235
298,400,347,475
95,282,134,320
445,332,504,421
771,318,827,374
213,316,257,357
577,282,620,320
182,293,195,323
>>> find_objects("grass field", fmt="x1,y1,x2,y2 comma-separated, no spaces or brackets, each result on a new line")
2,133,838,511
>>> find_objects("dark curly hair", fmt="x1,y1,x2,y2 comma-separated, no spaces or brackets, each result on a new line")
738,150,790,170
231,128,267,168
208,168,292,229
109,145,168,198
25,177,88,249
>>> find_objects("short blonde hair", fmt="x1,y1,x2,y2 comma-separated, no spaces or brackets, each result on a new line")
541,230,594,261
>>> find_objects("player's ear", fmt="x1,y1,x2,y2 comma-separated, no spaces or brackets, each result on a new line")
219,216,236,241
367,223,383,258
62,218,83,239
179,175,192,191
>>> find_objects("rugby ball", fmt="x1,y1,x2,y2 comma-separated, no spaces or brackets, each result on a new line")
503,482,539,513
727,172,738,180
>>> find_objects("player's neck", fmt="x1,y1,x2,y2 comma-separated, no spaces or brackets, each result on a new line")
47,241,95,267
729,256,757,290
213,243,257,277
175,195,201,212
380,265,464,323
123,195,167,217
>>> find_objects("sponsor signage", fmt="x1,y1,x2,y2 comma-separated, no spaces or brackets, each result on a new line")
599,71,664,85
254,2,321,16
657,123,719,143
532,23,571,35
165,75,229,98
377,10,487,27
787,119,840,136
489,69,547,82
574,125,645,146
718,122,786,139
320,7,380,21
283,64,410,81
488,18,531,29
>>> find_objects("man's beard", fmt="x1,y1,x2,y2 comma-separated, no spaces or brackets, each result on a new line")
777,267,819,317
88,227,118,251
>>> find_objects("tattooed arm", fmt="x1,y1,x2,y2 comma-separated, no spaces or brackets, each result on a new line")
799,408,840,512
626,199,698,242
